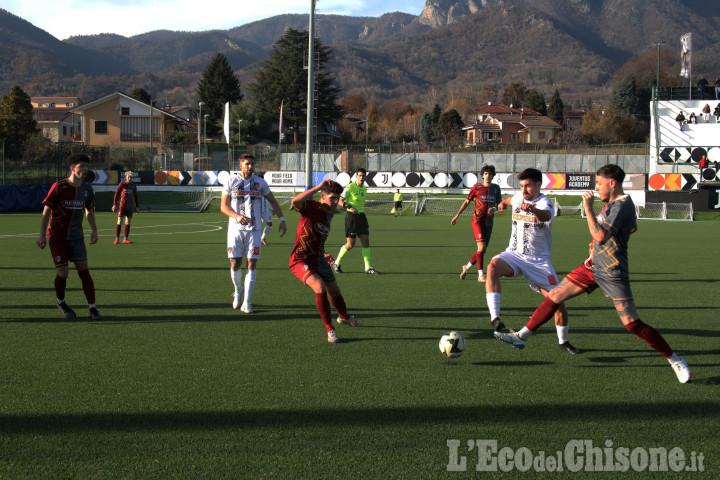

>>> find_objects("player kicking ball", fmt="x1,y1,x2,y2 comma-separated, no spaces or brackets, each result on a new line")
289,179,361,343
495,164,691,383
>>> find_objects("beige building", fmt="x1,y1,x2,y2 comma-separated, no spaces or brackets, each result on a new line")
464,103,562,145
69,92,188,151
31,96,82,143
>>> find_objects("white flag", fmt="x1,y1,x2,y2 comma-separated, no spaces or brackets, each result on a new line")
680,32,692,79
223,102,230,143
279,100,285,144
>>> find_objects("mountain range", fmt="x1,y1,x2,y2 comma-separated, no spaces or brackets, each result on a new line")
1,0,720,109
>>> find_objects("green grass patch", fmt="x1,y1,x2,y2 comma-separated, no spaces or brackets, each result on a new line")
1,210,719,478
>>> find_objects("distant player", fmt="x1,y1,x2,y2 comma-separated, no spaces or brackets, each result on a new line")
392,188,403,216
334,168,380,274
485,168,578,354
495,164,691,383
36,153,101,320
290,179,361,343
112,171,139,244
220,153,286,313
451,164,502,283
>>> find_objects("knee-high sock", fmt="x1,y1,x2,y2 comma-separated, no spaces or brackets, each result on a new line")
115,224,121,238
468,252,477,266
55,275,67,301
476,251,485,271
315,293,333,331
527,297,560,331
231,268,243,294
486,292,501,320
336,246,349,265
77,269,96,305
361,247,372,270
329,294,349,319
625,319,674,358
261,224,271,240
124,224,131,238
244,269,257,303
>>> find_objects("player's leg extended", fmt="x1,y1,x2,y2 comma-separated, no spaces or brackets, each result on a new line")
305,274,336,341
485,255,514,330
475,240,488,282
335,236,355,271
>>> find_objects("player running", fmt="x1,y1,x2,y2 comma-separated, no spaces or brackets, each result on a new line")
485,168,578,354
290,179,361,343
112,170,139,244
220,153,286,313
36,153,101,320
495,164,691,383
451,164,502,283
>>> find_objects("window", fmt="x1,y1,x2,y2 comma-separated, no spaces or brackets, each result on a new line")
63,126,67,136
95,121,108,134
121,107,130,115
120,117,161,142
510,133,519,141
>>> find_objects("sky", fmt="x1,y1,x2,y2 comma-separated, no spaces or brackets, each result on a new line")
4,0,424,40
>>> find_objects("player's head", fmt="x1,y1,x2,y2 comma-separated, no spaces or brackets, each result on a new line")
319,180,343,210
67,153,90,177
355,168,367,186
238,153,255,177
595,164,625,202
517,168,542,201
124,171,133,181
481,164,496,182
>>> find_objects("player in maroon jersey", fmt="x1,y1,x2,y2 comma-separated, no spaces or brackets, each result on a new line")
112,171,139,244
451,164,502,283
289,179,361,343
36,153,101,320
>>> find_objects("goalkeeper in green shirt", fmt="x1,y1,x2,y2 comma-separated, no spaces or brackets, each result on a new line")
334,168,380,274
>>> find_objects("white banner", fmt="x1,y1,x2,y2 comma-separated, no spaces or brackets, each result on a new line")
223,102,230,143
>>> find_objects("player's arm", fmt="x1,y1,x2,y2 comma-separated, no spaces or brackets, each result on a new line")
583,191,610,245
220,193,248,225
36,205,52,249
451,199,471,225
133,186,139,213
264,192,286,237
338,196,357,214
85,206,99,244
112,184,121,212
496,196,512,211
292,181,329,211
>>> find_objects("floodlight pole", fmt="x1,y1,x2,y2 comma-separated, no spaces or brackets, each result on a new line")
198,102,205,157
304,0,316,190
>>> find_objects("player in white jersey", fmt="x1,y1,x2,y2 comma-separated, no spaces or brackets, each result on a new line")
485,168,578,354
220,154,286,313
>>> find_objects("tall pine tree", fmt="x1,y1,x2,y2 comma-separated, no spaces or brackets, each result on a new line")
249,28,342,144
524,89,547,115
608,75,640,117
196,53,242,136
548,88,565,125
0,85,37,152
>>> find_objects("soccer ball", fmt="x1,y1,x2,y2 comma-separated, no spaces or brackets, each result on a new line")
439,331,466,358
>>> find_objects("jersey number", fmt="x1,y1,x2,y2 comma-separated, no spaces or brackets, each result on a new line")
548,275,558,286
253,246,260,256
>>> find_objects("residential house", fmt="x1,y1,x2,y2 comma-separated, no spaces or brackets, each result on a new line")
31,96,82,143
563,110,586,131
464,103,562,145
69,92,189,151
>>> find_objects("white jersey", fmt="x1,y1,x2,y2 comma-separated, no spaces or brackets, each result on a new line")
506,192,554,258
261,197,273,223
222,173,271,232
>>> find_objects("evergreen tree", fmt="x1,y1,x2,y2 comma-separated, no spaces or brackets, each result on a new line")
130,87,152,105
196,53,243,136
249,28,342,144
548,88,565,125
608,75,640,117
524,89,547,115
419,112,433,145
435,109,465,148
0,85,37,152
502,81,526,107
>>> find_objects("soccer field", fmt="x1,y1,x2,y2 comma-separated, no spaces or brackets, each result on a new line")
1,209,719,478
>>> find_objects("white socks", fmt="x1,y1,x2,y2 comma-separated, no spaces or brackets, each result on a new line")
261,224,270,241
244,269,257,304
231,268,243,295
486,292,501,320
556,324,569,344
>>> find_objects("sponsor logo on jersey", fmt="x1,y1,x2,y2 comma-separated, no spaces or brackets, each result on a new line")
314,222,331,235
61,200,85,209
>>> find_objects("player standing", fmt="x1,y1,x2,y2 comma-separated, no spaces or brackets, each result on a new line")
495,165,691,383
485,168,578,354
289,179,361,343
112,171,139,244
333,168,380,274
451,164,502,283
36,153,101,320
220,153,286,313
392,188,404,216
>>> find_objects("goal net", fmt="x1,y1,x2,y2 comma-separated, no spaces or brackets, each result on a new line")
134,186,217,213
581,202,693,221
417,196,466,216
364,192,419,215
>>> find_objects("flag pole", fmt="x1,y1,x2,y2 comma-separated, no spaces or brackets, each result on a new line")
304,0,316,190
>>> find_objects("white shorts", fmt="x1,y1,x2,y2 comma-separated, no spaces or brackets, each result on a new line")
227,228,262,259
493,251,559,293
262,211,272,223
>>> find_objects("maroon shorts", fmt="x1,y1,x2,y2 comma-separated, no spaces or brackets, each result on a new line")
290,256,335,285
471,218,489,242
49,236,87,268
566,263,634,302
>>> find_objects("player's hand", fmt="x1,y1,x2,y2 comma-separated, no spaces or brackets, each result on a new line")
348,206,358,214
278,221,287,237
111,205,116,212
582,191,595,209
450,216,458,225
235,215,249,225
488,207,496,216
90,230,98,244
36,236,46,249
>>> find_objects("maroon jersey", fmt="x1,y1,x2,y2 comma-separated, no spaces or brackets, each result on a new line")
289,199,333,268
113,181,139,211
466,183,502,223
42,179,95,240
